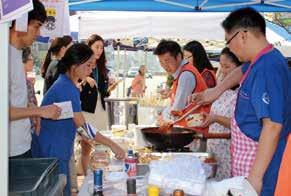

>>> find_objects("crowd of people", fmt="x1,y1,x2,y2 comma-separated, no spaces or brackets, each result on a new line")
7,0,291,196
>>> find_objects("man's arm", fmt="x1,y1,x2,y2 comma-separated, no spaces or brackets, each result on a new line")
9,105,61,121
247,118,282,194
191,66,243,105
172,71,196,111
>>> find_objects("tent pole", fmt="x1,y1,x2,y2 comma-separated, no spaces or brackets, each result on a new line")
154,0,195,9
202,0,260,10
265,0,291,9
69,0,102,6
123,48,127,98
145,49,148,68
116,41,120,97
0,22,9,196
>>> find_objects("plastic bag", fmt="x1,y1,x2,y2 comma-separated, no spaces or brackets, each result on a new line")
148,155,207,195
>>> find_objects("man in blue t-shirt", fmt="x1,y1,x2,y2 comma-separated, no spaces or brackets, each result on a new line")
191,7,291,196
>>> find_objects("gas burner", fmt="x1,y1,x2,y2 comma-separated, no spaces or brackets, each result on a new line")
153,147,192,152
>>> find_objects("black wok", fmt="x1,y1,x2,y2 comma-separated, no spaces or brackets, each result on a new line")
141,126,199,151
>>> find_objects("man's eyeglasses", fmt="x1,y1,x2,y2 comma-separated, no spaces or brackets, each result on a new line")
226,30,247,46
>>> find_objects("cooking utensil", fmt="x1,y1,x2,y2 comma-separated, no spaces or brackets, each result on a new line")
159,104,201,132
173,104,201,125
105,97,138,129
141,126,199,151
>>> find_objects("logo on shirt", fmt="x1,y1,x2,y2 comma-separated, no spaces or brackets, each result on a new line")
262,92,270,104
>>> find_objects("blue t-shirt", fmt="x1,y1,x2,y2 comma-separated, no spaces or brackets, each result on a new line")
235,48,291,196
35,74,81,161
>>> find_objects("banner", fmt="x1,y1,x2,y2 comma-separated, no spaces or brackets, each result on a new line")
40,0,70,38
0,0,33,23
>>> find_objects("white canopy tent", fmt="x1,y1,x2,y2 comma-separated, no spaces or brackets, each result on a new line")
76,11,227,40
75,11,290,46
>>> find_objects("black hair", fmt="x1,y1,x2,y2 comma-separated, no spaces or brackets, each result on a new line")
42,36,73,78
29,0,47,24
57,43,93,74
22,47,32,64
154,40,182,59
222,7,266,35
220,47,241,90
183,40,214,73
87,34,106,77
11,0,47,29
220,47,241,67
62,35,73,47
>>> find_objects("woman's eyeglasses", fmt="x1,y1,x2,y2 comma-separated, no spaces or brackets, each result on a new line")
184,55,192,60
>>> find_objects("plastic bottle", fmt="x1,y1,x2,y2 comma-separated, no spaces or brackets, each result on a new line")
126,178,137,196
93,169,103,196
124,149,137,177
147,185,159,196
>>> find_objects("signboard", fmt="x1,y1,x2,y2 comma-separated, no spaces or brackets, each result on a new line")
40,0,70,38
0,0,33,23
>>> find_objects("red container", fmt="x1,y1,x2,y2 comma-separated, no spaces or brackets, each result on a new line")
125,156,137,177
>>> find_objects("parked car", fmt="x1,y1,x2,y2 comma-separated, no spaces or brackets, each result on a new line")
127,67,139,78
146,70,153,78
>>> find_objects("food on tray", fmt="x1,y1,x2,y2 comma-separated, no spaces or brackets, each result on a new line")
138,153,162,164
111,125,126,137
139,95,169,107
186,113,204,127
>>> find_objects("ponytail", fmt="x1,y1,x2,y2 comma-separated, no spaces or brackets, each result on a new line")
41,48,52,78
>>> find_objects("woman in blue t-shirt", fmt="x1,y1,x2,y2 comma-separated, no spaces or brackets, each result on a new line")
32,43,125,196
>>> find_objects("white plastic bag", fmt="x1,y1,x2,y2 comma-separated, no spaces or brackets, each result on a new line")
148,155,207,195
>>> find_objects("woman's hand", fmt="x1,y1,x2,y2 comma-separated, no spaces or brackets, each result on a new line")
200,112,216,128
86,76,97,88
111,143,126,160
108,77,115,86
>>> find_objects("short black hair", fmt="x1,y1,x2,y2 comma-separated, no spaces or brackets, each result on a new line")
11,0,47,28
154,40,182,58
222,7,266,35
29,0,47,24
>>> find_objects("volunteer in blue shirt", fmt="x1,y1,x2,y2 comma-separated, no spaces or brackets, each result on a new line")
32,43,125,196
32,43,93,196
191,7,291,196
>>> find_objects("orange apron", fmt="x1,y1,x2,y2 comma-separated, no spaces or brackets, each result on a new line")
275,134,291,196
201,68,216,88
170,62,210,134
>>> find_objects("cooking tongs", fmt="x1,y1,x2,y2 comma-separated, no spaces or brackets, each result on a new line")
172,104,201,125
